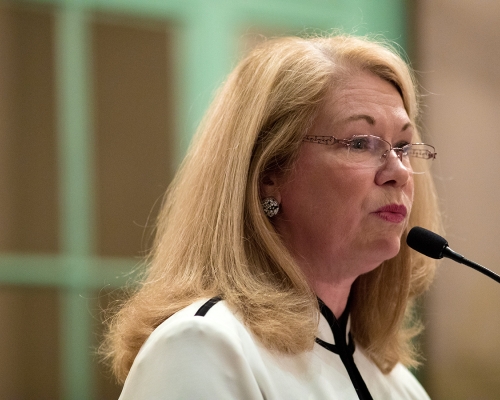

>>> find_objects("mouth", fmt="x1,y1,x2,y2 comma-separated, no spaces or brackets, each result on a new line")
373,204,408,223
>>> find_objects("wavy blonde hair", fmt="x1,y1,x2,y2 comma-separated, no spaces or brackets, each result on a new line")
102,35,441,382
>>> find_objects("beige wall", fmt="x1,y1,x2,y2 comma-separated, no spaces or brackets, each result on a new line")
0,4,174,397
414,1,500,398
0,5,61,398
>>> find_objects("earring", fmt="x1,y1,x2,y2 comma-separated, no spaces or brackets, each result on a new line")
261,197,279,218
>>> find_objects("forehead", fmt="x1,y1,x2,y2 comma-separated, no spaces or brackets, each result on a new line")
319,70,409,128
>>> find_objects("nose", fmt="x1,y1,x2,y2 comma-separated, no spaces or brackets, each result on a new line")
375,150,411,187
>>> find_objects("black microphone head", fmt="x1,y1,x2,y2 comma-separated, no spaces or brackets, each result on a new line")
406,226,448,259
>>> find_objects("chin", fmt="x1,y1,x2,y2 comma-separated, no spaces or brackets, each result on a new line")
372,236,402,263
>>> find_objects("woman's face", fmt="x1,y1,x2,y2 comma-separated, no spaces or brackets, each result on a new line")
272,70,414,283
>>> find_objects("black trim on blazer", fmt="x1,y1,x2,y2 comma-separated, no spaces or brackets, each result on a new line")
316,298,373,400
195,296,222,316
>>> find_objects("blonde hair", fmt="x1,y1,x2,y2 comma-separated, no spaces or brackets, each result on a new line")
102,35,441,382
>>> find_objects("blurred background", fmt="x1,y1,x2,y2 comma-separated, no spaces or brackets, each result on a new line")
0,0,498,398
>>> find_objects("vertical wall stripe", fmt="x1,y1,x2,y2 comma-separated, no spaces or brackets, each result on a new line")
55,6,94,399
175,0,238,160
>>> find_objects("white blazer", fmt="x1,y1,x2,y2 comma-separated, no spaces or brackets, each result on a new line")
119,299,430,399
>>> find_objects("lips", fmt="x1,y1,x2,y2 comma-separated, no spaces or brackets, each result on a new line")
373,204,408,223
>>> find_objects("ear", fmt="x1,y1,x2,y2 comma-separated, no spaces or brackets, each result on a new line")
259,171,282,204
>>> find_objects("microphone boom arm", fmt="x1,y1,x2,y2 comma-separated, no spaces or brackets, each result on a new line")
443,247,500,284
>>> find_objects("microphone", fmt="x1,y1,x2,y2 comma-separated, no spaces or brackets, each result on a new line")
407,227,500,284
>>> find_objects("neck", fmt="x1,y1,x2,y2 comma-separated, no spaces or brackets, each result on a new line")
313,279,354,318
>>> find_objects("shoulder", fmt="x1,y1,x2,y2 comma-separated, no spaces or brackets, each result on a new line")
156,298,242,332
142,298,250,353
135,297,252,367
120,299,263,400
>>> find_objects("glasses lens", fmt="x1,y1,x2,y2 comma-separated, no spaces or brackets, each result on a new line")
408,144,435,174
347,135,390,167
346,137,435,173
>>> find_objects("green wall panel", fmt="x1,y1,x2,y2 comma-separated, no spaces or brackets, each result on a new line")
1,0,408,398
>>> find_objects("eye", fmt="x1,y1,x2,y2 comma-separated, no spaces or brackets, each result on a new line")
394,140,411,149
350,136,372,151
394,141,411,157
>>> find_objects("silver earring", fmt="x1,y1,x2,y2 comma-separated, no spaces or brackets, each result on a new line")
261,197,279,218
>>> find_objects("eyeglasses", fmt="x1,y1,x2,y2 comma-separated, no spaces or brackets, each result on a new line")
302,134,436,174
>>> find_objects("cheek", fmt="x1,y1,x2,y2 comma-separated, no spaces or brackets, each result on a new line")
282,165,372,226
284,164,345,209
405,176,415,207
278,146,376,227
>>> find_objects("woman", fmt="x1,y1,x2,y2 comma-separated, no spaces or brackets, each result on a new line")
103,35,440,399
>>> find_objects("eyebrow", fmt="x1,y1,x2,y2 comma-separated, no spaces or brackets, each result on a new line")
345,114,375,125
344,114,413,131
